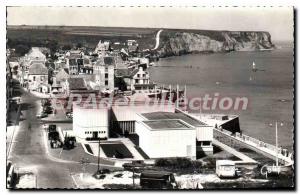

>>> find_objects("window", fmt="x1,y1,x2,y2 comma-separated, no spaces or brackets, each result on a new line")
135,79,139,83
33,76,36,81
137,74,140,78
105,80,108,85
105,73,108,79
202,141,211,146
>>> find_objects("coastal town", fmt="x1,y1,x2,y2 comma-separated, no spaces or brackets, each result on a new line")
5,5,295,190
6,33,294,189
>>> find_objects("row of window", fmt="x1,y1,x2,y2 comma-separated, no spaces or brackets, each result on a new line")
32,76,45,82
84,131,106,134
137,73,147,78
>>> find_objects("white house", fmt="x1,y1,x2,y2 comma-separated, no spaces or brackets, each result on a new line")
137,109,214,156
94,40,110,55
93,56,115,93
115,66,156,93
28,63,49,93
73,103,109,140
135,119,196,159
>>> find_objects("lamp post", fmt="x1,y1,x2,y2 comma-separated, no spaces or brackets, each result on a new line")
97,137,100,172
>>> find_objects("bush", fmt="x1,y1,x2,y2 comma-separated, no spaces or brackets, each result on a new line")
155,157,200,169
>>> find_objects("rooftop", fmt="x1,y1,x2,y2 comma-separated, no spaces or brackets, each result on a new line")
115,68,139,78
95,56,115,66
143,119,192,130
68,77,87,90
28,63,48,75
141,111,207,126
104,56,114,65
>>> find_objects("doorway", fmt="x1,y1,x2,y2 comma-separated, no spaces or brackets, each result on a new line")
92,131,98,139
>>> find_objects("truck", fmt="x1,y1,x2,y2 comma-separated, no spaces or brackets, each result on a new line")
140,170,177,189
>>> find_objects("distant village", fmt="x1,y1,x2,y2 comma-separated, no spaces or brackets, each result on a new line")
7,39,161,98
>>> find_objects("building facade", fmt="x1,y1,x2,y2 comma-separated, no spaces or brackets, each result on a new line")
137,109,214,156
27,63,49,93
93,56,115,93
135,119,196,159
110,101,175,135
73,103,109,140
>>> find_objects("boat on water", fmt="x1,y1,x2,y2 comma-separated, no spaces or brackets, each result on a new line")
252,62,258,72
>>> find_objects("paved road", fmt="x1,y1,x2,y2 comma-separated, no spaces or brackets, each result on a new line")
7,88,103,189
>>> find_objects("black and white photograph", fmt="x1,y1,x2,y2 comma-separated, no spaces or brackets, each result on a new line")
5,5,295,190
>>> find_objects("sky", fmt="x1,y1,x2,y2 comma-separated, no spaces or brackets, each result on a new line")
6,6,294,41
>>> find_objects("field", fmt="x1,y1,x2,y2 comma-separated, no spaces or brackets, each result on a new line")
7,25,158,50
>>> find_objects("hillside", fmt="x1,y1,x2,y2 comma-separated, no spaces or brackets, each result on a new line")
7,25,275,57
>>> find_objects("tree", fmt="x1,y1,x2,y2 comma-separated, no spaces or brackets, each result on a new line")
62,44,72,51
15,44,30,56
114,77,128,91
76,42,83,49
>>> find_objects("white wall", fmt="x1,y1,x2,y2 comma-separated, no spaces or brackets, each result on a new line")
196,126,214,141
73,104,109,139
28,74,48,91
136,121,196,159
94,65,114,92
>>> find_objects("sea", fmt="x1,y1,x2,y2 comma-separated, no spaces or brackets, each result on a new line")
149,42,294,150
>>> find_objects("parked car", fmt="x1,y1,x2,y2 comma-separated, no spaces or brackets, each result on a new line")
7,161,16,188
41,99,51,107
48,131,59,141
42,124,49,130
50,139,62,149
43,106,53,114
36,113,48,119
48,124,57,132
66,112,73,119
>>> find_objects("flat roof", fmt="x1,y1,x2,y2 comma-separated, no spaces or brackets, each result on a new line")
143,119,193,130
141,112,207,126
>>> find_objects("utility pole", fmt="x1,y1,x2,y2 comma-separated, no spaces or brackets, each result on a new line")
169,84,172,104
132,166,135,188
275,121,278,167
97,137,101,172
176,84,179,108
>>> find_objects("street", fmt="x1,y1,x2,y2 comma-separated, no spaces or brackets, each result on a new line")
7,86,102,189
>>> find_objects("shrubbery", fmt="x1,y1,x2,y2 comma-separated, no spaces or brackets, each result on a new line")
155,157,202,169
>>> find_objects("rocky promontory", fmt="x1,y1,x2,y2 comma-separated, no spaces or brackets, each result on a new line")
156,30,275,57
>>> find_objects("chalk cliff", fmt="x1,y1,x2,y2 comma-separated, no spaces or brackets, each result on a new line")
157,30,275,57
